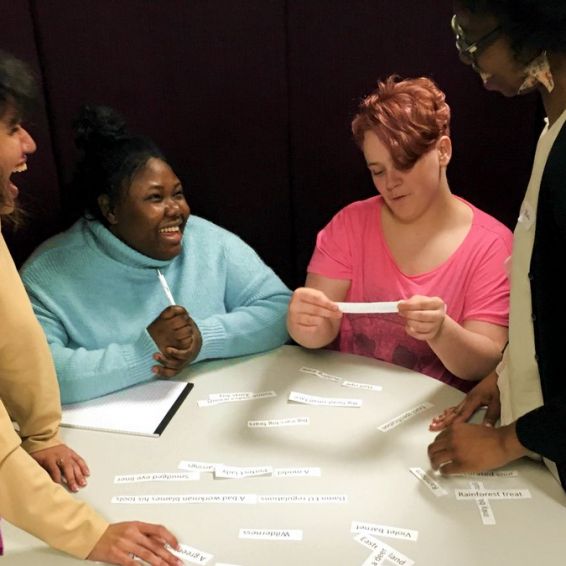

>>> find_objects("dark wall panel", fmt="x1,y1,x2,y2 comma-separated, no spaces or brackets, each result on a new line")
30,0,293,282
3,1,541,290
287,0,540,285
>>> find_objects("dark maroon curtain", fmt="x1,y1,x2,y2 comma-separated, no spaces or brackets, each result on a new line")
2,1,540,287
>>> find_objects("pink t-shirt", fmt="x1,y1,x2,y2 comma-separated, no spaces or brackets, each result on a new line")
308,196,512,391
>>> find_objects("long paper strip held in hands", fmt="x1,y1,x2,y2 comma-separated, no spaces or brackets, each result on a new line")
336,301,400,314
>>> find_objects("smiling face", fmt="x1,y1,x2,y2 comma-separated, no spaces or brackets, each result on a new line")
102,157,190,260
362,130,451,224
0,107,37,215
453,9,536,97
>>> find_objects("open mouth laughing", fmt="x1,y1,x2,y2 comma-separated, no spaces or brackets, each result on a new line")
158,220,186,244
6,162,28,203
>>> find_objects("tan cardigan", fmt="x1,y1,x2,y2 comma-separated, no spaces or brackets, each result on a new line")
0,232,108,558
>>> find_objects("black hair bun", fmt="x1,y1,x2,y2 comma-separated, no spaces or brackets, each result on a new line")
73,104,128,151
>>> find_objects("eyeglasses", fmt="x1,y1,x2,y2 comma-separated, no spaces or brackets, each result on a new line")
451,14,501,71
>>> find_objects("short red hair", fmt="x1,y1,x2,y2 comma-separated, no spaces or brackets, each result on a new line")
352,76,450,170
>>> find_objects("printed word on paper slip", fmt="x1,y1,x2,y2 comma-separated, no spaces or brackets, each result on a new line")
336,300,400,314
247,417,310,428
299,366,383,391
177,460,321,479
214,465,272,479
114,472,199,483
355,533,415,566
166,543,213,565
198,390,276,407
289,391,362,408
299,366,343,382
378,403,434,432
469,481,496,526
112,493,347,504
455,488,531,500
239,529,303,541
410,467,448,497
351,521,419,542
457,480,531,526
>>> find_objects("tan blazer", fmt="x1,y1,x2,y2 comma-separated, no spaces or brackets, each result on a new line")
0,232,107,558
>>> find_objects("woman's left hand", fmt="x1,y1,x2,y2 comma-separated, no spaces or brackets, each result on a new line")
397,295,446,341
31,443,90,492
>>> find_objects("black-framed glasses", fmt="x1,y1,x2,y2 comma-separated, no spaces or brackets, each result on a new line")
451,14,501,70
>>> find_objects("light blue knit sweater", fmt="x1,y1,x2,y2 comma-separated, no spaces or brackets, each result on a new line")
21,216,291,403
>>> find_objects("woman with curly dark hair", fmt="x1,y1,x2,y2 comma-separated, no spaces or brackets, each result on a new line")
429,0,566,492
20,104,290,404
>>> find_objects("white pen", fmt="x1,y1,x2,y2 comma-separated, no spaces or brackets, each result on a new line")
156,269,176,306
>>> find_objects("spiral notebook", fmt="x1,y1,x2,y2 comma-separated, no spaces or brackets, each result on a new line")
61,379,193,437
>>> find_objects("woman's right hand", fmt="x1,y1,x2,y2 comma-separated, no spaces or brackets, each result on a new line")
87,522,183,565
429,371,501,432
287,287,342,345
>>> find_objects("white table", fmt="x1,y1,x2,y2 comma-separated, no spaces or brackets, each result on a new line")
4,345,566,565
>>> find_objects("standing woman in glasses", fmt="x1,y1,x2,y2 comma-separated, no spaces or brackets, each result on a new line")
429,1,566,492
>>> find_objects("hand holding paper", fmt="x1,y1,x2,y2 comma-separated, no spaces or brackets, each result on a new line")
397,295,447,341
289,287,342,322
287,287,343,348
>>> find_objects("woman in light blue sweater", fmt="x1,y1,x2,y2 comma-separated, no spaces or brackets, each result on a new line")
21,106,291,404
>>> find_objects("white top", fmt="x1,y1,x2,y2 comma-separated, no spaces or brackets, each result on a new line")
498,108,566,482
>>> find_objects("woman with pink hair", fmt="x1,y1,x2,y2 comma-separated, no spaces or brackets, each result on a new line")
288,76,511,392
